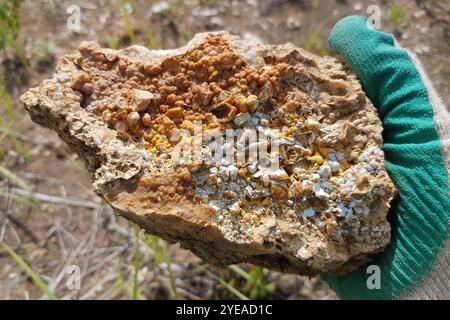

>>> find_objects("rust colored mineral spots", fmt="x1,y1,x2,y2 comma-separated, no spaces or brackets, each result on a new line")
21,32,396,275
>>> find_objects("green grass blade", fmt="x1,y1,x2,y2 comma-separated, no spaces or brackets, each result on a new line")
107,36,121,49
1,242,58,300
0,118,30,159
143,234,180,299
389,5,406,29
116,257,125,298
0,190,39,208
11,135,28,159
146,30,160,49
228,265,250,280
198,265,249,300
44,0,57,17
132,226,141,300
161,240,180,299
120,0,136,45
125,284,145,300
0,165,29,190
0,72,16,120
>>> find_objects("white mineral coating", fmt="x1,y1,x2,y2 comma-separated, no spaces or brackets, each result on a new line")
134,89,153,112
21,32,396,276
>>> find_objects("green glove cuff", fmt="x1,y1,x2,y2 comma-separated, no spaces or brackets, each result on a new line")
322,16,450,299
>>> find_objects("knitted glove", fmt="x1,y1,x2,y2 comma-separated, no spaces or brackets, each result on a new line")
322,16,450,300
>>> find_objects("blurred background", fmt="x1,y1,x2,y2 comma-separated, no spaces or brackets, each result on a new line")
0,0,448,300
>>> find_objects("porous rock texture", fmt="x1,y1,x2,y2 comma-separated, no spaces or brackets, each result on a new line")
21,32,396,275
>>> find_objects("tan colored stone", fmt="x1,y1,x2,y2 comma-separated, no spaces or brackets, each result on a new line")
21,32,396,276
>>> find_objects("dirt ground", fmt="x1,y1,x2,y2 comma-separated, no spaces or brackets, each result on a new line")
0,0,448,300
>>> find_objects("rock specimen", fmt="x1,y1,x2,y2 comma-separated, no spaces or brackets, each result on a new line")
21,32,396,275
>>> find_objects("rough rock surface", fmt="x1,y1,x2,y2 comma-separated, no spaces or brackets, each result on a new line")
21,32,396,275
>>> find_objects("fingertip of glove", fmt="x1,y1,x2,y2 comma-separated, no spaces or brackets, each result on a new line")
328,15,397,57
328,15,368,54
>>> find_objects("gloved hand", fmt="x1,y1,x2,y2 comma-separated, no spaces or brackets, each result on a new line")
322,16,450,300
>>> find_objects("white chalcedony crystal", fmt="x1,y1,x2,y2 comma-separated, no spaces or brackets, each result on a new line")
314,184,329,200
318,165,331,179
229,201,241,214
227,164,238,180
302,207,315,220
271,168,289,180
134,89,153,112
297,246,313,261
